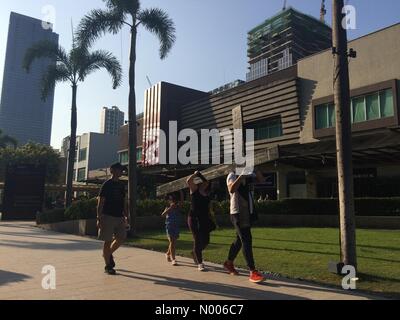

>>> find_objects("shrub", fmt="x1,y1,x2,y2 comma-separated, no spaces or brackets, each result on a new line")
65,198,97,220
36,209,66,225
36,197,400,225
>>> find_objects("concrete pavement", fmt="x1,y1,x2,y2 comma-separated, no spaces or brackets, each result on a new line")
0,221,376,300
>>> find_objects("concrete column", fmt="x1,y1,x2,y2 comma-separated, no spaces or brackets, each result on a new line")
277,170,288,200
306,171,318,198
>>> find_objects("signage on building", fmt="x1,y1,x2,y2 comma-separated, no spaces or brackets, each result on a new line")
1,164,46,221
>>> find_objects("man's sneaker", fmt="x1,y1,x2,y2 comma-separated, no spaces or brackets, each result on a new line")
104,266,116,275
198,264,206,272
223,261,239,276
172,260,178,266
110,255,116,268
166,254,172,262
250,270,265,283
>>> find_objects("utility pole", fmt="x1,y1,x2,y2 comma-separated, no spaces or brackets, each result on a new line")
332,0,357,269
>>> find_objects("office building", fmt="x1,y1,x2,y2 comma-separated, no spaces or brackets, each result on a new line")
100,106,125,136
0,12,59,145
72,133,119,183
246,7,332,81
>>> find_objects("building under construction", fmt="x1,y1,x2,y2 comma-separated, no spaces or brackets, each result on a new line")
247,7,332,81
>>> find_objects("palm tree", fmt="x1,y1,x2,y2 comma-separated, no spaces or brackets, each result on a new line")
77,0,176,233
23,39,122,208
0,129,17,149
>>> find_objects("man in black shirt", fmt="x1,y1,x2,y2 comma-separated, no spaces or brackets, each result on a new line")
97,163,129,275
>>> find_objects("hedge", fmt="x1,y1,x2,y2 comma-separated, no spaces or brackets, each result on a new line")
37,197,400,225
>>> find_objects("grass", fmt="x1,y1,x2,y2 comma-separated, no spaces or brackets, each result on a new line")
126,227,400,298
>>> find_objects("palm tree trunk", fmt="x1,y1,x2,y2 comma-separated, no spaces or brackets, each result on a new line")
128,27,138,235
65,83,78,208
332,0,357,268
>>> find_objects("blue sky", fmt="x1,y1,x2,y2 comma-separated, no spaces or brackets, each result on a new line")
0,0,399,149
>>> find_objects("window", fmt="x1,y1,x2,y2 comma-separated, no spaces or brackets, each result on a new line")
119,149,143,164
316,103,335,129
79,148,87,162
119,151,129,165
77,168,86,182
247,118,283,141
380,89,394,118
315,89,395,129
137,147,143,162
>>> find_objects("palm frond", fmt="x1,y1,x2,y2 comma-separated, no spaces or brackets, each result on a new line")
137,8,176,59
79,50,122,89
0,130,17,149
104,0,140,15
41,64,71,101
76,8,125,48
23,40,69,72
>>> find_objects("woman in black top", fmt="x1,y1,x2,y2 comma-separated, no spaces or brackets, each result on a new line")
186,171,213,271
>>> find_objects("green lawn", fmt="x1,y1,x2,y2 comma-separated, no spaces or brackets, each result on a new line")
126,227,400,298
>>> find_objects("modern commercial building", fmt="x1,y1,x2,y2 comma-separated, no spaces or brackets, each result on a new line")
100,106,125,136
0,12,59,145
60,136,70,158
118,114,145,166
168,26,400,199
116,8,399,200
246,7,332,81
72,132,119,183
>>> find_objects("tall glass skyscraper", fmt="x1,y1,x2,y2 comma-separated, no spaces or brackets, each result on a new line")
0,12,59,146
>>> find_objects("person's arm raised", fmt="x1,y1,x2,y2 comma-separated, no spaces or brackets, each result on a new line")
186,171,200,194
227,175,244,194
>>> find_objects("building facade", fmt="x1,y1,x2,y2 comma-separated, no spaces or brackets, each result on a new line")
0,12,59,145
247,7,332,81
118,114,145,167
157,23,400,200
100,106,125,136
72,132,119,183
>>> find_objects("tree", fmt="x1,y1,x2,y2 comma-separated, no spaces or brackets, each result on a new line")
77,0,176,234
23,37,122,208
0,129,17,149
332,0,357,268
0,142,61,183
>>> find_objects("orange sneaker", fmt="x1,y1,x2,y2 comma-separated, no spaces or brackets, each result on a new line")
250,270,265,283
223,261,239,276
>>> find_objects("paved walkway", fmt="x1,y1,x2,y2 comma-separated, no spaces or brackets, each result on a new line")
0,221,376,300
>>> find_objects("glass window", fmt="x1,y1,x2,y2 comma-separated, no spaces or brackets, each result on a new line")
380,89,394,118
248,118,283,141
137,148,143,162
328,104,336,127
119,151,129,165
79,148,87,162
77,168,86,182
316,104,328,129
366,93,380,120
316,87,395,131
352,96,366,123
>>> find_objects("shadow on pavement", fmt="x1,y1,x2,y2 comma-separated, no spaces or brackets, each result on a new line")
0,270,31,286
116,269,310,300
